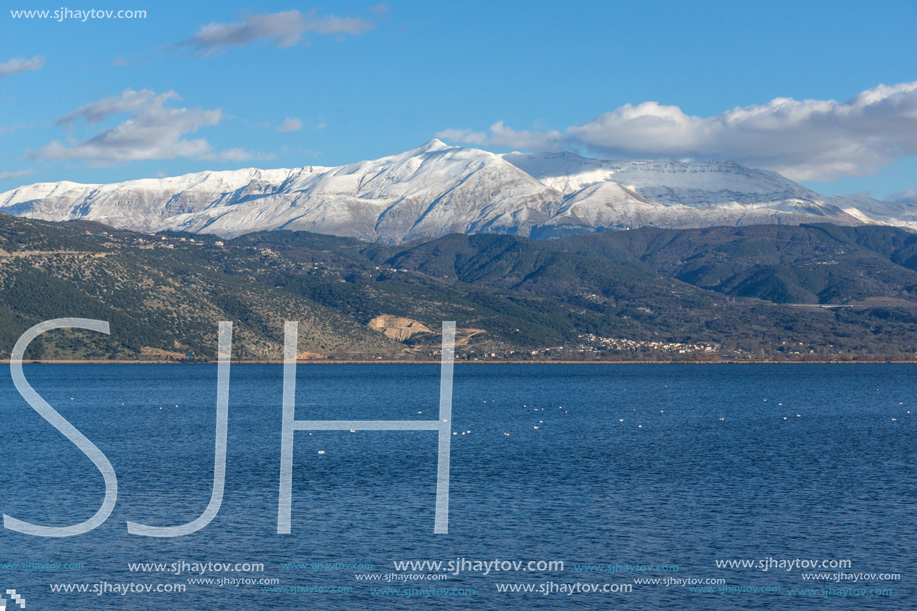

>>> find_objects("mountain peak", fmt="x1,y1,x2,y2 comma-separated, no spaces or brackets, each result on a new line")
2,144,914,243
415,138,450,153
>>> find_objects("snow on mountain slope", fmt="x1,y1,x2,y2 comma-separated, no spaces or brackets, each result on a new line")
2,141,916,242
530,182,672,238
503,151,818,204
0,167,313,233
0,140,572,243
504,150,917,231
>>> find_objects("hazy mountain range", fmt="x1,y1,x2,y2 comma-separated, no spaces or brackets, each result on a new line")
3,139,917,243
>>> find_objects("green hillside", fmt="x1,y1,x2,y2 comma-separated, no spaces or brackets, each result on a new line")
4,212,917,361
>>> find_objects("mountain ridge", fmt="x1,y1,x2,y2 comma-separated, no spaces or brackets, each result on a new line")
5,213,917,360
3,140,916,243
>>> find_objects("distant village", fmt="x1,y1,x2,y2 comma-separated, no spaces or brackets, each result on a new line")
575,334,720,355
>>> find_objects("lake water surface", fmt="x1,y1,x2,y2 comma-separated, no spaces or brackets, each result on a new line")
0,364,913,609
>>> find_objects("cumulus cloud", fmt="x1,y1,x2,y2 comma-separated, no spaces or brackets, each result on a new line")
180,10,374,56
276,117,302,132
31,89,246,164
0,169,36,181
438,81,917,181
0,56,44,77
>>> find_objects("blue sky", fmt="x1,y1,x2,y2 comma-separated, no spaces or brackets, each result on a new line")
1,0,916,200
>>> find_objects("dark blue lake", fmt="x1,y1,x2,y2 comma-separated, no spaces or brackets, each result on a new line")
0,364,914,609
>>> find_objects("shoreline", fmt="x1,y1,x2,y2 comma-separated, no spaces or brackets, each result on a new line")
3,359,917,365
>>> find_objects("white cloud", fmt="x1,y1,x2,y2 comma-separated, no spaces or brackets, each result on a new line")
181,10,374,56
892,188,917,203
487,121,567,151
32,89,248,164
0,56,44,77
276,117,302,132
438,81,917,181
434,128,487,145
0,169,36,181
56,89,159,126
0,121,33,135
437,122,566,150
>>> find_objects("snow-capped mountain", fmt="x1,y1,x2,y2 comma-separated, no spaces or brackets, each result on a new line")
502,151,910,236
2,140,915,242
